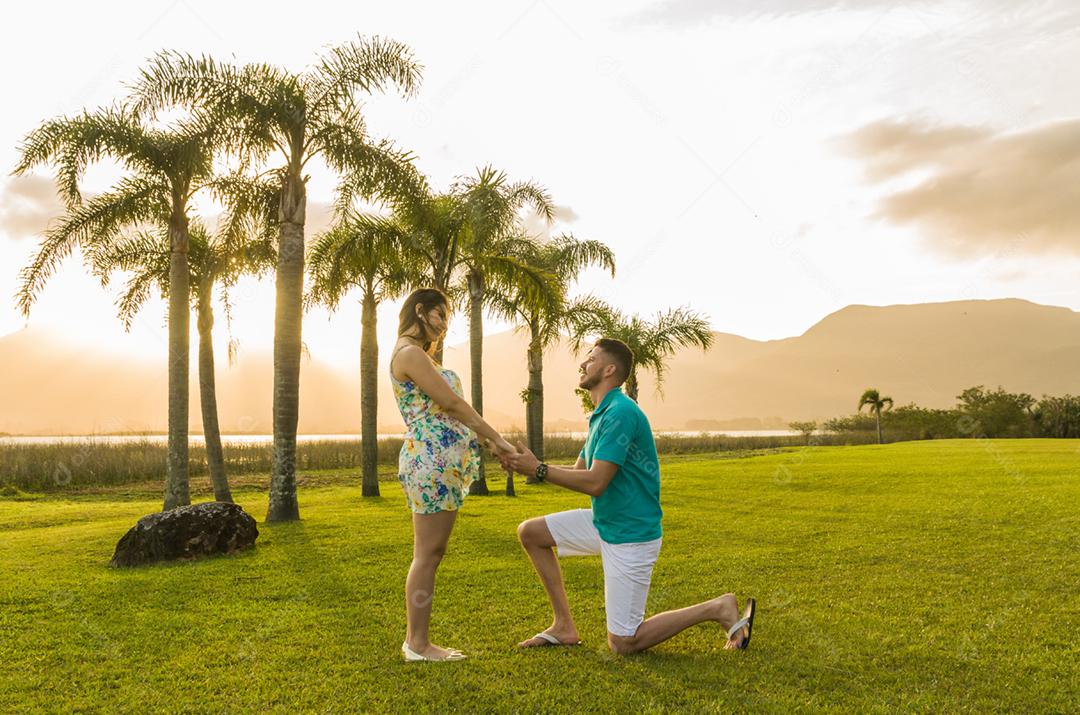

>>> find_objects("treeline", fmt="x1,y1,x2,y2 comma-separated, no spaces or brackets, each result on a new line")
822,386,1080,440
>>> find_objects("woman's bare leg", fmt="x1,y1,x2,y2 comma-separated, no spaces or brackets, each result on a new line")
405,509,459,658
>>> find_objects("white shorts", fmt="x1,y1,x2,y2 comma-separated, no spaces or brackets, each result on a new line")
544,508,662,637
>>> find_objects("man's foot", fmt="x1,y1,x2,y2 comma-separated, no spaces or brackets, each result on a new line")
722,597,755,650
710,594,748,650
404,640,466,661
517,626,581,648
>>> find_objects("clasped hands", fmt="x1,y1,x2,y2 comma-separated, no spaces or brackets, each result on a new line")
484,438,541,476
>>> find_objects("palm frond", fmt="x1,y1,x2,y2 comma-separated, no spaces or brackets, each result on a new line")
307,213,410,311
14,106,161,207
16,177,167,316
551,235,616,280
505,180,555,223
305,34,423,117
320,122,420,215
204,171,280,254
85,228,168,287
130,51,287,159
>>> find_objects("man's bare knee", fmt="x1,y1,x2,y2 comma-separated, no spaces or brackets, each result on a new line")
517,517,554,549
607,633,643,655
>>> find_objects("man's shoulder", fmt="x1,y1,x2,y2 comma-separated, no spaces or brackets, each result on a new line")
609,391,650,427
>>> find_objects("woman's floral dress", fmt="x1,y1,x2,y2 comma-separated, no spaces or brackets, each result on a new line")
390,352,480,514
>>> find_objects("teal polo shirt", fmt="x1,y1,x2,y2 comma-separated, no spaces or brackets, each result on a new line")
578,387,663,544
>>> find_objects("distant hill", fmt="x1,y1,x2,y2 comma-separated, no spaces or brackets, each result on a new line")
2,298,1079,434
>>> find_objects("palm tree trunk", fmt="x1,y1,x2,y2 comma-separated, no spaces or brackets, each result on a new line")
197,286,232,503
625,370,640,402
876,408,883,444
505,471,515,496
466,271,488,496
526,324,544,477
360,290,380,497
432,266,449,365
268,171,305,522
163,208,190,511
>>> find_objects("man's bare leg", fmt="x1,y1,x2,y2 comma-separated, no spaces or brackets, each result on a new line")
516,517,581,647
607,593,747,655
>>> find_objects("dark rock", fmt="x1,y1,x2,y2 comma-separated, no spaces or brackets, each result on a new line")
109,502,258,568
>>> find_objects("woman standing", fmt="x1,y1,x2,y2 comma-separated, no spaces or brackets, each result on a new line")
389,288,515,661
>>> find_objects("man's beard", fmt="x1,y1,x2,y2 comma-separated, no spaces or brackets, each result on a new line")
579,372,601,390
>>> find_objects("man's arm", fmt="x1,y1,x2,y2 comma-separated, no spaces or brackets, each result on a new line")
505,443,617,497
544,459,618,497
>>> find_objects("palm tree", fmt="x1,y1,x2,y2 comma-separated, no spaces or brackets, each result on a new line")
568,302,714,402
15,106,220,511
87,215,277,502
306,212,416,497
133,37,423,521
488,236,615,462
337,167,466,363
453,166,558,495
858,388,893,444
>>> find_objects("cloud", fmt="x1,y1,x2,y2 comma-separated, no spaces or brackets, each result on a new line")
632,0,896,24
521,204,577,241
843,117,1080,257
0,175,65,240
627,0,1078,25
305,200,335,237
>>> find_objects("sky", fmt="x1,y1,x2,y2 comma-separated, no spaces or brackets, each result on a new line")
1,0,1078,373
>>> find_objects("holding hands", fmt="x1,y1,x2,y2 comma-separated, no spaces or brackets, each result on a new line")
484,437,516,459
504,442,541,477
483,439,541,477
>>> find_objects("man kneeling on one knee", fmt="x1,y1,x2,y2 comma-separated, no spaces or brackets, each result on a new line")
501,337,756,654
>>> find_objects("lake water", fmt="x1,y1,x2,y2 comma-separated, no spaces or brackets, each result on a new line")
0,430,799,446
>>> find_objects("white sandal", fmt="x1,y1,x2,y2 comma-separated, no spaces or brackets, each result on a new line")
401,641,467,662
522,632,581,647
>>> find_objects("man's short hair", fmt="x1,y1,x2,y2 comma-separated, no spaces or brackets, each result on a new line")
595,338,634,385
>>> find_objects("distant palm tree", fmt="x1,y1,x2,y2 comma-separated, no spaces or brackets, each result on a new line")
133,37,423,521
15,106,221,511
488,236,615,461
453,166,559,495
336,169,464,363
858,388,893,444
306,212,417,497
87,215,277,502
569,303,714,402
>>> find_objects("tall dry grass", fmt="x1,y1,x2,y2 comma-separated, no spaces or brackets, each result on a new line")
0,432,877,492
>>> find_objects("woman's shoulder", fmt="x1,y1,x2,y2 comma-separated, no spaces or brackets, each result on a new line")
392,342,440,373
392,341,423,357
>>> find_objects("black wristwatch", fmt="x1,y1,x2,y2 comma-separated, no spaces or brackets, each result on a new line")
535,463,549,483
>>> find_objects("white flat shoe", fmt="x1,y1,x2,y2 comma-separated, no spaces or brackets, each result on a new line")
401,642,467,662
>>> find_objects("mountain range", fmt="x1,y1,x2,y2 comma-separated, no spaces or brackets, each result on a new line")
2,298,1078,435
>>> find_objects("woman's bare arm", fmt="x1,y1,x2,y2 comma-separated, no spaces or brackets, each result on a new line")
394,345,512,450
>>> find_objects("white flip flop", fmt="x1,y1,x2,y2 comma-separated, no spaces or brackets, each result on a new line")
725,598,756,650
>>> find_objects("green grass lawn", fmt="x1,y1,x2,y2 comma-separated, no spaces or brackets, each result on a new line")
1,440,1078,713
